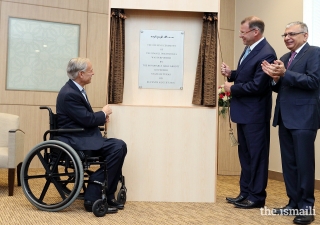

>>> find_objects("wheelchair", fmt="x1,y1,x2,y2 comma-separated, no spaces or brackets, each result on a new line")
20,106,127,217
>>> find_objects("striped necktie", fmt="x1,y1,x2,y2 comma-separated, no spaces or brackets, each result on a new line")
287,51,297,68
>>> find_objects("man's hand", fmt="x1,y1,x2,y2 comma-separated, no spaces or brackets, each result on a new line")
261,60,286,83
102,105,112,116
221,62,231,78
224,81,232,93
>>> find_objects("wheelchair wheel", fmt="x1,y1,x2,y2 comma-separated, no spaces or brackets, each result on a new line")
117,188,126,204
92,199,108,217
21,140,84,212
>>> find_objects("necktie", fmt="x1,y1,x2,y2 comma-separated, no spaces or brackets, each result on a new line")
81,89,90,105
287,51,297,68
240,47,251,64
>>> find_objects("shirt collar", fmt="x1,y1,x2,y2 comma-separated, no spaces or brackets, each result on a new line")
294,42,307,55
71,80,84,92
247,37,265,51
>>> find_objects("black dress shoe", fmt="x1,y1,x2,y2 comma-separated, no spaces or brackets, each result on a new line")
226,194,246,204
107,199,124,210
273,205,297,215
84,200,118,213
293,215,314,224
84,200,94,212
106,207,118,214
234,199,264,209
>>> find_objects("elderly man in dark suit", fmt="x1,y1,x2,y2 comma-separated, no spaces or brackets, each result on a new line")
221,16,277,209
262,21,320,225
56,57,127,213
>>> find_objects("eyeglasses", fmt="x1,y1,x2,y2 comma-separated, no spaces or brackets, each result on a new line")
281,32,305,38
239,29,256,36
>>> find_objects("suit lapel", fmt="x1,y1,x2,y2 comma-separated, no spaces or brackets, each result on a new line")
67,80,93,112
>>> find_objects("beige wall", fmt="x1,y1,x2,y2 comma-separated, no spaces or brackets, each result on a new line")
0,0,109,164
234,0,320,180
217,0,240,175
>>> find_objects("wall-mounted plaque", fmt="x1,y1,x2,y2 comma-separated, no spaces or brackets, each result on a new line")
139,30,184,90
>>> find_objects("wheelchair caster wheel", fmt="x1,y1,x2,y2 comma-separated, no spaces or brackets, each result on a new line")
117,189,126,204
92,199,108,217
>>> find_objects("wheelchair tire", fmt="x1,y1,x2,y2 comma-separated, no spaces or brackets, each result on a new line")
117,188,126,204
92,199,108,217
20,140,84,212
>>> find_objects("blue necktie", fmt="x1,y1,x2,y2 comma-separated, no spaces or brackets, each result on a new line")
240,47,251,65
81,89,90,105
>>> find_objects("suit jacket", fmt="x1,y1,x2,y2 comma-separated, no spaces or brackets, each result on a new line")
228,38,277,124
272,43,320,129
56,79,106,150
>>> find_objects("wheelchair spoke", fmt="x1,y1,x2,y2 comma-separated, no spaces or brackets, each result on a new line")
39,179,52,202
24,174,47,179
36,150,55,175
50,176,67,200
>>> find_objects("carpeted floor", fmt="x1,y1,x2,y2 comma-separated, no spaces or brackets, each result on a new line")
0,168,318,225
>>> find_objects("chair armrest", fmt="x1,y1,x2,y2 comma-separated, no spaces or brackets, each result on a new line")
43,128,85,141
8,129,25,168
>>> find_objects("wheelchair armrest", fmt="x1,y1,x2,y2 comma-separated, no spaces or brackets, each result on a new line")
43,128,85,141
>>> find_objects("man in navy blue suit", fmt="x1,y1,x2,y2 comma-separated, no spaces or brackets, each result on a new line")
262,21,320,225
56,58,127,213
221,16,276,209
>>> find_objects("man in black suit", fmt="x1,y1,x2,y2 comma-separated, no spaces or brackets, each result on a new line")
56,57,127,213
262,21,320,225
221,16,276,209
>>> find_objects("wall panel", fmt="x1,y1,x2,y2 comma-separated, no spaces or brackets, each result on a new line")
217,0,239,175
219,0,235,30
86,12,109,106
3,0,88,11
0,1,88,106
88,0,108,14
110,0,218,12
107,105,216,202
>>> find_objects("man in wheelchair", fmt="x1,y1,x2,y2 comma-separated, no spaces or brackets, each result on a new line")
56,57,127,213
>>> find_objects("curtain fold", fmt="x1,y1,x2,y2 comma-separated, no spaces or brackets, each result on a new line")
192,12,218,107
108,9,126,104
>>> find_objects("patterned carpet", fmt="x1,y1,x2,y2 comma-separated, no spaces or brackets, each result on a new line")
0,169,319,225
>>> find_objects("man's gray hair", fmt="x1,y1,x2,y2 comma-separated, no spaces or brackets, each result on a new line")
67,58,90,80
286,21,308,33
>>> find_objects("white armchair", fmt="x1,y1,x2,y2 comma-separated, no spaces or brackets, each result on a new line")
0,113,24,196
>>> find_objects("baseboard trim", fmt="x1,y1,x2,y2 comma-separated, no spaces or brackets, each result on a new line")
268,170,320,190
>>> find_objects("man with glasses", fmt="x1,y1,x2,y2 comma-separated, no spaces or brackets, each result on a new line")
221,16,276,209
262,21,320,224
